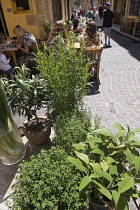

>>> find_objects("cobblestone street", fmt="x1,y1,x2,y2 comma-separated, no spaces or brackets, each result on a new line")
0,30,140,210
86,30,140,132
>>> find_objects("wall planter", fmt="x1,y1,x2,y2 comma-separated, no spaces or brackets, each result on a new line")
0,82,26,165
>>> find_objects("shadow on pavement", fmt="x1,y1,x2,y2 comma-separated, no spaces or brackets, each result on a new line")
111,31,140,61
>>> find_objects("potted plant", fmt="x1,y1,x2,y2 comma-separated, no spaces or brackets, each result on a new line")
43,20,52,40
7,147,89,210
2,65,52,145
0,81,26,165
68,122,140,209
36,32,90,117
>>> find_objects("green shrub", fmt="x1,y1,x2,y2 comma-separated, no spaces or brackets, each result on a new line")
7,147,89,210
53,110,91,154
36,32,90,116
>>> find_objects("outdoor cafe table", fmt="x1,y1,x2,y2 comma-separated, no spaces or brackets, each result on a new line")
2,47,18,67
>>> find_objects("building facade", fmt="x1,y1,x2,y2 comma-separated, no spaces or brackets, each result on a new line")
0,0,67,40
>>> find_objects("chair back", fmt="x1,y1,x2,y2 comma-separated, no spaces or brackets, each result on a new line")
85,46,103,86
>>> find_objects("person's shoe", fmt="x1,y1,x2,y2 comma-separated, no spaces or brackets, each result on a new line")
103,43,107,47
108,41,110,45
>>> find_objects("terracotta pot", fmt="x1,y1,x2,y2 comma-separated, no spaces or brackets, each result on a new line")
23,116,51,145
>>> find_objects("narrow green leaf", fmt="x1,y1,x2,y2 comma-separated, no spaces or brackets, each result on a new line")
93,180,112,200
132,127,140,133
124,148,134,166
79,176,91,191
75,151,89,164
112,191,129,210
67,156,87,173
133,141,140,146
90,149,104,155
93,128,113,137
89,163,102,172
118,176,134,193
109,164,118,175
114,130,127,140
85,137,102,143
134,156,140,172
72,143,86,151
97,170,112,182
112,122,124,130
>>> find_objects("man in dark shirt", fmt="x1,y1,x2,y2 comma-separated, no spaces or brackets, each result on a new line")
103,2,114,46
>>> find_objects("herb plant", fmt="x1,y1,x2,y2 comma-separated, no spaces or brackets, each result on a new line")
7,147,89,210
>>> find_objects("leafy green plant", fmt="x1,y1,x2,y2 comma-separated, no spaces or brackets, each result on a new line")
43,20,52,40
7,147,89,210
36,32,90,116
68,122,140,210
0,81,25,164
2,65,51,124
53,109,91,154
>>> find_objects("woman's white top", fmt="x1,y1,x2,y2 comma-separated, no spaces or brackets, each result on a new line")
95,12,103,27
0,54,11,71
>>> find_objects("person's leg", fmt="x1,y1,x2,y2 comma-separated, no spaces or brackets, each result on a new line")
104,33,107,45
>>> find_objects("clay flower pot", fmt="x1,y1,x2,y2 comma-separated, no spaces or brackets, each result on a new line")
23,116,51,145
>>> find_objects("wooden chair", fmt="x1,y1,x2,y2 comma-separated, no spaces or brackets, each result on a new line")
85,46,103,87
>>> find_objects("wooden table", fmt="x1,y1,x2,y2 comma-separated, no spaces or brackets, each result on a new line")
2,47,18,67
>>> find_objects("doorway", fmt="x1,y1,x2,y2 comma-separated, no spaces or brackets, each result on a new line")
120,0,126,24
52,0,62,23
0,2,8,37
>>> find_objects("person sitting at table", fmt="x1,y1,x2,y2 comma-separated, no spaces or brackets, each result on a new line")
13,25,37,54
70,19,83,35
46,21,68,48
79,21,100,47
0,46,14,80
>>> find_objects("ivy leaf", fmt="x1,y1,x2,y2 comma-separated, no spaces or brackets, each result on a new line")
75,151,89,164
118,176,134,193
93,180,112,200
79,176,91,191
93,128,113,137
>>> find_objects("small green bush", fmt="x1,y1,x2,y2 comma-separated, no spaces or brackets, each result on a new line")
53,110,91,154
8,147,89,210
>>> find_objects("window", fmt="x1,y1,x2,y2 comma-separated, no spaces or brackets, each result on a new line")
11,0,33,14
129,0,140,16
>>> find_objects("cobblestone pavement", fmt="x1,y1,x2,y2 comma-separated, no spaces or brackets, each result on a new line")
0,31,140,210
86,30,140,132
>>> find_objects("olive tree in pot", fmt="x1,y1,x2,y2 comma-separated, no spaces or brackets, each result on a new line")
3,65,52,145
68,122,140,210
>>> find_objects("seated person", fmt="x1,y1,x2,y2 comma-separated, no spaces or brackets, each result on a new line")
0,46,14,80
46,21,68,48
79,22,100,46
70,19,83,35
13,25,37,54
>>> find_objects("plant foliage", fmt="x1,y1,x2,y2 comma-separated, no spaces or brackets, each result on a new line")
36,32,90,116
7,147,89,210
68,122,140,209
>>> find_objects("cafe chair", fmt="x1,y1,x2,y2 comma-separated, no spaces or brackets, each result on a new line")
85,46,103,87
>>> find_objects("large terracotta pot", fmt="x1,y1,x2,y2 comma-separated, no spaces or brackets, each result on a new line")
23,116,51,145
